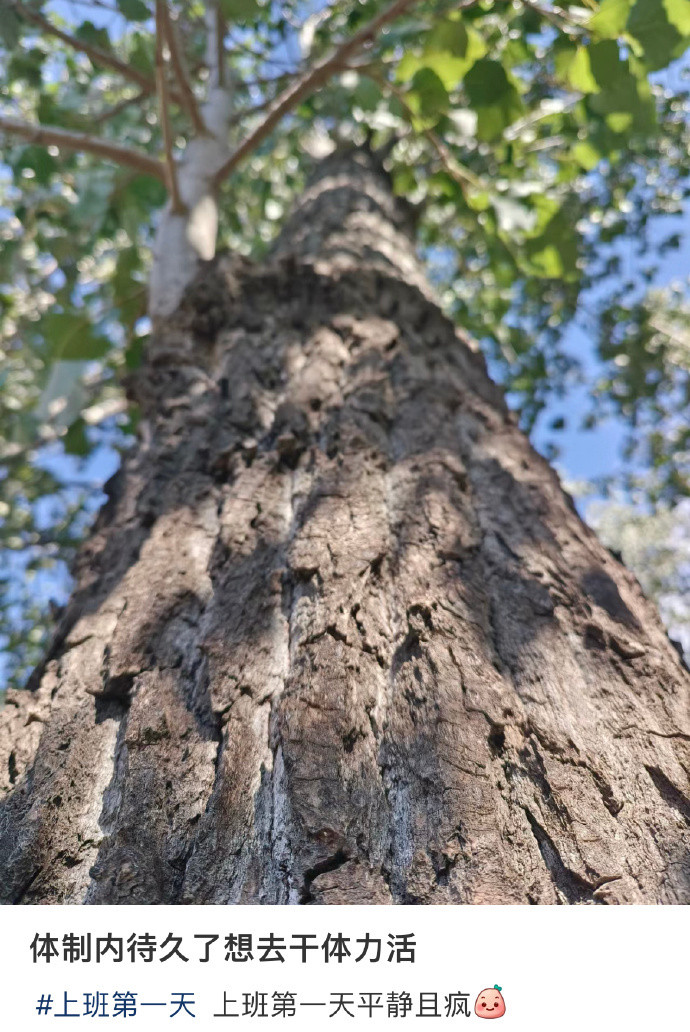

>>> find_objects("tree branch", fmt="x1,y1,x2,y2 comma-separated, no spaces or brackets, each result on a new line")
213,0,421,186
367,71,484,193
227,95,276,127
92,88,149,125
155,0,185,212
12,0,156,94
159,1,207,135
0,116,167,183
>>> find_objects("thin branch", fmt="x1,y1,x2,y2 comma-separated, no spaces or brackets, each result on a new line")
159,1,206,135
225,38,299,68
424,127,484,191
155,0,185,212
13,0,188,106
503,96,580,141
0,115,167,182
92,88,149,125
241,71,297,88
214,0,425,187
227,95,276,127
368,71,484,193
12,0,156,94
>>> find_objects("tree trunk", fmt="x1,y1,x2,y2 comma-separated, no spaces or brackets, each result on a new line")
2,148,689,905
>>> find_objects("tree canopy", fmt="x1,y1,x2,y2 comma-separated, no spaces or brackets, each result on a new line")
1,0,689,688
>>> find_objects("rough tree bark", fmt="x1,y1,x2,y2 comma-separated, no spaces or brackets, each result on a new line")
1,148,689,905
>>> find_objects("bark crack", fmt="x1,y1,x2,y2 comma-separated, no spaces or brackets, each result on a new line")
645,766,690,827
299,850,351,903
523,807,600,905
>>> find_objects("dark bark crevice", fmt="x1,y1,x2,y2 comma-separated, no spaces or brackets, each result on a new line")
523,807,598,905
645,766,690,826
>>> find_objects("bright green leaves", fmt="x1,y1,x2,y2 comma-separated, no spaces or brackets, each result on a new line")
398,29,524,140
394,14,490,130
560,46,599,93
407,68,449,125
489,190,579,280
589,0,632,36
556,40,655,134
397,16,486,90
464,60,524,141
589,0,690,70
665,0,690,34
573,140,602,170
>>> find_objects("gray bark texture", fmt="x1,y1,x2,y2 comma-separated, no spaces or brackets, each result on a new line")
1,148,690,904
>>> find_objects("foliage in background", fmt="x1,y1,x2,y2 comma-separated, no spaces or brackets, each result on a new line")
1,0,690,688
590,496,690,656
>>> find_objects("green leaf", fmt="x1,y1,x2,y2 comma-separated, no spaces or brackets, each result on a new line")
116,0,151,20
407,68,449,125
573,140,602,169
466,190,491,211
111,172,165,240
589,0,632,36
627,0,690,69
564,47,600,93
393,167,417,196
396,18,485,89
75,21,112,52
353,77,381,112
63,418,89,457
586,41,656,130
666,0,690,32
8,48,46,88
0,8,21,48
129,32,155,75
606,111,633,131
13,146,57,186
125,333,147,371
219,0,260,21
464,59,524,140
34,312,110,361
126,174,167,207
113,247,145,330
523,206,578,279
36,93,90,132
